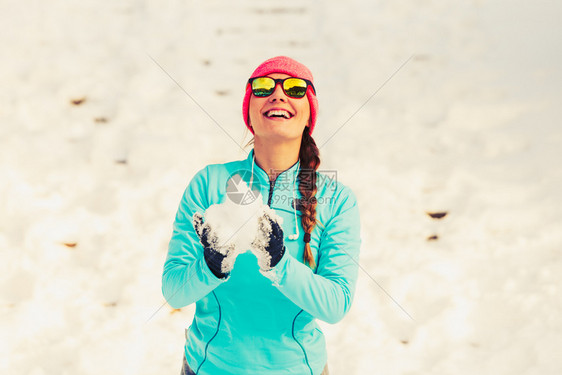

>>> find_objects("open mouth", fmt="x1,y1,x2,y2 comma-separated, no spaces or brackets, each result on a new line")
264,109,294,119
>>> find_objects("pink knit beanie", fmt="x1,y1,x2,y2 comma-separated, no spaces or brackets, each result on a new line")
242,56,318,134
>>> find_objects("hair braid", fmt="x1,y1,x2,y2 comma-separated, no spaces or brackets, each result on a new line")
298,128,320,268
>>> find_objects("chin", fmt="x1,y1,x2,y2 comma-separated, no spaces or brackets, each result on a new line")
258,130,301,142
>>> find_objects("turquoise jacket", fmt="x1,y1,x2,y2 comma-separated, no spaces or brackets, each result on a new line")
162,149,361,375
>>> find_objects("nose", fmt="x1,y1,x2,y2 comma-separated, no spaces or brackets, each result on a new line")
268,82,287,102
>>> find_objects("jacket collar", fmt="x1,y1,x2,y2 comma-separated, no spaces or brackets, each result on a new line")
246,149,301,187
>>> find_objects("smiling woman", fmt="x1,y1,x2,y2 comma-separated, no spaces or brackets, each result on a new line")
162,56,361,375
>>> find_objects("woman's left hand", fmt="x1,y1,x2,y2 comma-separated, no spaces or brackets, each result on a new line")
250,211,286,271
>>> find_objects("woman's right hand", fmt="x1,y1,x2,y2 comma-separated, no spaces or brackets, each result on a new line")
193,212,237,279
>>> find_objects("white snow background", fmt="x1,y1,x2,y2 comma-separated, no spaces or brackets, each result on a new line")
1,0,561,374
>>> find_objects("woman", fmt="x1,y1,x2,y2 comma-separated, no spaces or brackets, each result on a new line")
162,56,361,375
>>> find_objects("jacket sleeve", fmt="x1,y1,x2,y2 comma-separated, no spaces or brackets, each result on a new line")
162,166,226,309
261,186,361,324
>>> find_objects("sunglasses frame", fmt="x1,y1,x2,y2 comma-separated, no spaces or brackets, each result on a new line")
248,76,316,98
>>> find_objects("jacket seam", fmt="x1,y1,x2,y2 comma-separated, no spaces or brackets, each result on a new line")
196,291,222,374
292,310,313,375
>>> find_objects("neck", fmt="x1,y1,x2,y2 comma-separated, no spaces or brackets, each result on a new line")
253,138,301,181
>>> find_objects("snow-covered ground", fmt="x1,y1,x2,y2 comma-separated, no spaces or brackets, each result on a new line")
1,0,561,374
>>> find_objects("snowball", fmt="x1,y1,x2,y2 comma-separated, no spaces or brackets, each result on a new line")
202,180,283,250
202,180,283,273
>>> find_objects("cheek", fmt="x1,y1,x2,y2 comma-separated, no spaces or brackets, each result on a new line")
299,95,310,113
248,98,262,122
297,101,310,120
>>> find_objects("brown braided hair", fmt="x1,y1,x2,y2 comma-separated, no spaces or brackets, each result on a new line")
297,128,320,268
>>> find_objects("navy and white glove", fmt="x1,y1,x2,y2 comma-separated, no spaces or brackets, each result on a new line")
193,212,236,279
251,211,286,271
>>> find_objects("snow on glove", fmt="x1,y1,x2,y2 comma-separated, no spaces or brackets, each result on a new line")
251,210,286,271
193,212,236,279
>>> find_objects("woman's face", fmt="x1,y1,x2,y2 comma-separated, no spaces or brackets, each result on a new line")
248,73,310,142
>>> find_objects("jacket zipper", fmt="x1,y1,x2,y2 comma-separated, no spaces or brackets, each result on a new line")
267,178,276,206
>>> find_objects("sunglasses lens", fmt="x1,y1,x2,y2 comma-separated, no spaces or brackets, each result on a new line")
251,77,275,97
283,78,308,98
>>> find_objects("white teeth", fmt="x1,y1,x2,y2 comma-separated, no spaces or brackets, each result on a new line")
266,110,291,119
